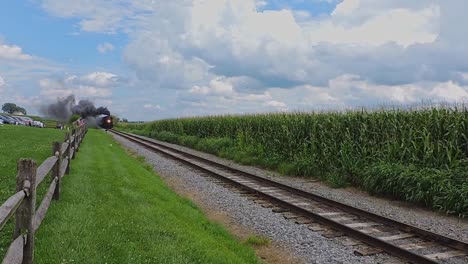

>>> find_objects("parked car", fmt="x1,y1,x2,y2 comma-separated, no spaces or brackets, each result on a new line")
10,116,25,125
14,116,33,126
0,115,7,124
32,121,44,128
0,119,4,125
17,116,33,126
0,114,16,124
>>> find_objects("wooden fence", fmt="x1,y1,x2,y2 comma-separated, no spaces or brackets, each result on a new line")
0,126,87,264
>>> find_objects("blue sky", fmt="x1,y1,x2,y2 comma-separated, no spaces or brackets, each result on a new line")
0,1,126,70
0,1,467,121
260,0,337,15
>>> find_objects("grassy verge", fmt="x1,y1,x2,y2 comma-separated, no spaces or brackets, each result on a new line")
34,129,260,264
0,125,65,258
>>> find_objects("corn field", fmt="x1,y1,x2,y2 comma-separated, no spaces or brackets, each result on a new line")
118,107,468,216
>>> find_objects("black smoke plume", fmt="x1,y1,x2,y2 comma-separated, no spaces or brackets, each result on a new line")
40,95,111,122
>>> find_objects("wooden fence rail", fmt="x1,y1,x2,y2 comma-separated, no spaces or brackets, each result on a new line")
0,126,87,264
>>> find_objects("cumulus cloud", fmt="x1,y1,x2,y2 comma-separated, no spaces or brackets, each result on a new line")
38,72,118,99
39,79,112,98
461,73,468,82
268,76,468,110
0,44,33,60
144,104,162,111
80,72,119,87
40,1,448,83
41,0,140,33
179,75,468,116
255,0,268,8
429,81,468,102
265,100,288,111
97,42,115,54
118,0,445,91
189,77,235,95
309,5,439,47
36,0,468,119
176,75,276,115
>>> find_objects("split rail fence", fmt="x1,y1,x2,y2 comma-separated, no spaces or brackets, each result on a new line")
0,126,87,264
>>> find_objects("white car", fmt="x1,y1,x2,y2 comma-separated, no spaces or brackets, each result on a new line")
33,121,44,128
0,119,4,125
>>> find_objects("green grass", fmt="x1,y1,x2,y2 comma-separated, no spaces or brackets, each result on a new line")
0,125,65,258
117,107,468,217
34,129,260,264
243,236,271,247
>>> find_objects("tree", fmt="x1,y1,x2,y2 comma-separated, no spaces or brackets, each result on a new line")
2,103,27,115
2,103,17,114
122,118,129,123
69,114,81,124
16,106,27,115
111,115,120,123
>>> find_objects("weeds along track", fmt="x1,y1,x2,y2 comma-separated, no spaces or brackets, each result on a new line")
110,129,468,264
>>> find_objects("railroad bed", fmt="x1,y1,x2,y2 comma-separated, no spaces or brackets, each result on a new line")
110,129,468,264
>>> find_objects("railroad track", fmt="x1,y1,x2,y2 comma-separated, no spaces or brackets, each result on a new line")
110,129,468,264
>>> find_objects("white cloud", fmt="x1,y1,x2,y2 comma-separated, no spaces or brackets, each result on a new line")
38,72,117,99
42,0,443,84
429,81,468,101
40,0,143,33
265,100,288,111
40,83,112,98
97,42,115,54
0,75,5,87
332,0,360,17
268,76,468,110
0,44,33,60
117,0,444,95
144,104,162,110
308,5,439,47
189,77,234,95
255,0,267,8
81,72,118,87
460,72,468,82
180,75,468,116
34,0,468,119
38,79,110,98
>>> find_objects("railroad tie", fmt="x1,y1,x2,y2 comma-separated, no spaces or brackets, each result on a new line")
358,228,382,234
329,216,354,222
295,217,314,225
400,242,435,250
345,222,380,228
425,250,467,260
378,233,415,241
318,212,343,217
308,223,326,231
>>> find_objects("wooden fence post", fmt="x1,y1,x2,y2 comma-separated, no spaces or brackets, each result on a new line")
14,159,37,264
51,142,62,200
64,133,71,175
74,128,79,153
71,129,76,158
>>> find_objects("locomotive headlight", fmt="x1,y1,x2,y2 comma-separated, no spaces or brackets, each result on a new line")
107,119,111,123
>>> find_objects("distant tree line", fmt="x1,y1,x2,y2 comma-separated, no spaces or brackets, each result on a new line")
2,103,27,115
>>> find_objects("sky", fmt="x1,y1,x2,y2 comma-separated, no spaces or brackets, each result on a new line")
0,0,467,121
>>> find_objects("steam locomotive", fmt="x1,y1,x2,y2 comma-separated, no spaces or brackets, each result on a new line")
98,114,114,130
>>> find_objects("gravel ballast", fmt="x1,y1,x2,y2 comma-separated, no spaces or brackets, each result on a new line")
129,134,468,243
112,133,402,264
